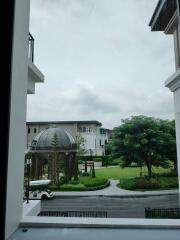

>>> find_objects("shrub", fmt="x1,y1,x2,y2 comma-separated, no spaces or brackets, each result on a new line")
81,172,90,177
119,176,178,191
93,157,102,162
68,180,80,185
135,177,160,189
81,178,108,187
78,160,83,164
86,180,110,191
59,176,68,184
157,171,178,177
119,178,136,190
109,158,122,166
60,184,87,191
49,184,59,191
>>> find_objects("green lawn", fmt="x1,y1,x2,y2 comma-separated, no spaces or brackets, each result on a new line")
96,166,171,180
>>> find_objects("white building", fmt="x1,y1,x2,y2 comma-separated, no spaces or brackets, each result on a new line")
1,1,44,239
149,0,180,200
26,121,110,156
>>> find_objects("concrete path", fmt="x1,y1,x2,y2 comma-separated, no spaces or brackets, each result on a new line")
54,180,178,197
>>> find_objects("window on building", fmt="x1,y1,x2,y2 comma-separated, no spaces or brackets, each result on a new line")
99,139,102,146
78,127,82,132
28,128,30,134
34,128,36,133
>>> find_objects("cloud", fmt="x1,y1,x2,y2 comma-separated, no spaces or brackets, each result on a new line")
27,0,174,129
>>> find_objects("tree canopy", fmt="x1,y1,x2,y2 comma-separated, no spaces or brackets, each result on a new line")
111,116,177,178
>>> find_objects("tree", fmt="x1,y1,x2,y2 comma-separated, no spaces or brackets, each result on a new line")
161,120,177,173
76,134,88,172
112,116,176,179
51,133,60,184
75,133,87,157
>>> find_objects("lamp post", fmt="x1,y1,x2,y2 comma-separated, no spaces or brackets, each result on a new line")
26,158,32,204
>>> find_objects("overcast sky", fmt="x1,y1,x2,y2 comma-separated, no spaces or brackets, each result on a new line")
27,0,175,129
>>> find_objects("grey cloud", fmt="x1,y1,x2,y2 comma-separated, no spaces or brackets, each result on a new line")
27,0,174,128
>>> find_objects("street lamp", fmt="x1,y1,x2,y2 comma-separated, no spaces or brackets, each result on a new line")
26,158,32,204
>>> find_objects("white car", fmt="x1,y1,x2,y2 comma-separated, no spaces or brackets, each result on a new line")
24,179,54,200
29,189,54,200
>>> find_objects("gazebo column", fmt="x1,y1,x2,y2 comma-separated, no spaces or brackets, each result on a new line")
35,153,39,179
31,153,36,180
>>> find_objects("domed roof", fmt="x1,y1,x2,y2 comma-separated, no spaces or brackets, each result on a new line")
30,127,77,151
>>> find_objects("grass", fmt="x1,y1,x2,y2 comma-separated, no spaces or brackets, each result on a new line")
96,166,171,180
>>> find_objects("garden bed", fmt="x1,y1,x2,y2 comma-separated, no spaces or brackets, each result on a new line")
118,175,178,191
49,177,110,192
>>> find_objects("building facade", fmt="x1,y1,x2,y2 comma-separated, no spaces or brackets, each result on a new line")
2,1,44,239
26,121,109,156
150,0,180,199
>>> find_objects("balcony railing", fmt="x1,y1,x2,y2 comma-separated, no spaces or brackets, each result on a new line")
29,32,34,62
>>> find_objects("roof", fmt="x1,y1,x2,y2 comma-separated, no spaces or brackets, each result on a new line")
30,180,51,186
27,120,102,126
149,0,177,31
30,127,77,151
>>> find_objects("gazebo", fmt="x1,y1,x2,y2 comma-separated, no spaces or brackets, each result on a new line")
29,126,78,183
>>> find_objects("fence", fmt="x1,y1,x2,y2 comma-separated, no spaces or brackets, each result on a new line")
38,210,107,218
145,207,180,219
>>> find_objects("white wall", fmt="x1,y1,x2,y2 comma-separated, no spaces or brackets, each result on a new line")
5,0,30,239
174,88,180,194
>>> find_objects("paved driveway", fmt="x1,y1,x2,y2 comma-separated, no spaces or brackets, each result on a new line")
42,194,179,218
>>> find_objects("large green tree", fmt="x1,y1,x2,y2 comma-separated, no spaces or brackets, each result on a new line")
112,116,176,178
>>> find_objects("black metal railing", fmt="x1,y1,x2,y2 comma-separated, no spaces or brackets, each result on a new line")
29,32,34,62
38,211,108,218
145,207,180,219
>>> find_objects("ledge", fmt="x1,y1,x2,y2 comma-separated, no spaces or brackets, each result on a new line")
165,69,180,92
22,200,41,217
20,216,180,229
28,60,44,83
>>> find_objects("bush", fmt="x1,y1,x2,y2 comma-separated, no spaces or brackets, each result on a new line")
118,178,135,190
78,160,83,164
68,180,80,185
81,177,108,187
109,158,122,166
159,176,178,189
119,176,178,191
85,180,110,191
60,183,87,191
93,157,102,162
135,177,160,189
81,172,90,177
157,171,178,177
59,176,68,184
49,184,59,191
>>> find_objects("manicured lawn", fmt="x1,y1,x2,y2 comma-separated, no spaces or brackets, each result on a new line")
96,166,172,180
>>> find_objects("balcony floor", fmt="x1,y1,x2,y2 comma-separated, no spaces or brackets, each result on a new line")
9,228,180,240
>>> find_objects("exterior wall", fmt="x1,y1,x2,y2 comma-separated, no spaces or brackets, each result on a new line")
163,10,180,201
5,0,30,239
174,88,180,192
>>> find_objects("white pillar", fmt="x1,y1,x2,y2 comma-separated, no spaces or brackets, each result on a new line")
165,71,180,201
5,0,30,239
174,88,180,194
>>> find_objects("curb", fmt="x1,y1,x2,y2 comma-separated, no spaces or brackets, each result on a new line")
53,191,178,199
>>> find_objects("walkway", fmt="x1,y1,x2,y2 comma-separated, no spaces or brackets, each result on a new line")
54,180,178,197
